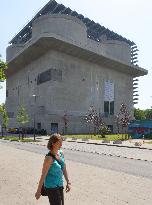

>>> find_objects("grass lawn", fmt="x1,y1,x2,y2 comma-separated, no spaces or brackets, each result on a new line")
0,136,40,142
145,141,152,144
0,134,129,142
64,134,129,141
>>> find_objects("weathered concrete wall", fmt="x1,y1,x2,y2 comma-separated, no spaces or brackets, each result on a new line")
6,44,24,62
32,14,87,43
101,40,131,64
6,49,133,134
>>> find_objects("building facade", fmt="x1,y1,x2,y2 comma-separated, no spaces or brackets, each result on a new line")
5,0,147,134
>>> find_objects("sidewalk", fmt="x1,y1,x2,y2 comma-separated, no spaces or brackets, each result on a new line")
1,143,152,205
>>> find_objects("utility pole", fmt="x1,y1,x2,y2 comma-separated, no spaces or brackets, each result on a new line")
32,95,36,141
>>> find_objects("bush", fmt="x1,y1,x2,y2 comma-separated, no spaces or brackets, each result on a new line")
99,126,111,137
39,129,47,135
20,139,40,142
143,133,152,139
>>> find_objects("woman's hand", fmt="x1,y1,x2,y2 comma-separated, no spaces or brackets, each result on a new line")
35,190,41,200
65,182,71,193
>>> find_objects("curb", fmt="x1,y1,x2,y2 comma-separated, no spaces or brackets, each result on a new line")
66,140,152,151
27,141,152,163
61,145,152,163
1,139,152,163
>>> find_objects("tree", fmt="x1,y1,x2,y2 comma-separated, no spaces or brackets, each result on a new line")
16,105,29,139
134,108,146,120
84,106,110,137
134,108,152,120
0,56,7,88
116,103,131,139
0,104,9,137
63,113,68,135
144,109,152,120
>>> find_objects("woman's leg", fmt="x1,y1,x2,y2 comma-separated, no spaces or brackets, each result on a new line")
60,188,64,205
46,187,64,205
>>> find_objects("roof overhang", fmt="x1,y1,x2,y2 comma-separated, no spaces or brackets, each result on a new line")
6,36,148,78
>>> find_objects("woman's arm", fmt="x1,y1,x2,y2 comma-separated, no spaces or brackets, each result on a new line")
63,164,71,192
35,156,53,200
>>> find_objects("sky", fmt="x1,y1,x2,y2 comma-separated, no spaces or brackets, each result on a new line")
0,0,152,109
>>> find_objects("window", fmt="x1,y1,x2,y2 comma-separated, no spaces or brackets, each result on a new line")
37,69,51,85
110,101,114,115
37,69,62,85
104,101,109,115
7,112,14,118
37,123,41,130
6,90,8,97
104,80,114,116
104,101,114,116
51,123,58,134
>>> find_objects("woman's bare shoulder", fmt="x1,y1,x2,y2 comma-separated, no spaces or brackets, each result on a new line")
44,155,53,164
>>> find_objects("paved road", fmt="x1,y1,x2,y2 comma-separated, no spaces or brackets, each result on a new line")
1,139,152,179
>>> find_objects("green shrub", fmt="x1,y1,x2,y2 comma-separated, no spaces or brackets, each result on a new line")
20,139,40,142
143,133,152,139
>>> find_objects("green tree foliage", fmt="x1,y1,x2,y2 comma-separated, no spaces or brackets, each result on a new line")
144,109,152,120
0,57,7,89
0,104,9,137
134,108,146,120
16,105,29,139
134,108,152,120
17,105,29,125
0,57,7,82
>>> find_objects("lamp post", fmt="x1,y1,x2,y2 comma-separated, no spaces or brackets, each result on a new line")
32,94,36,141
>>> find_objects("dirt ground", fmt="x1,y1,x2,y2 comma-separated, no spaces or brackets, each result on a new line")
0,143,152,205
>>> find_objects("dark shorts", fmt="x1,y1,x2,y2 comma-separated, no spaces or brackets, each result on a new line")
46,187,64,205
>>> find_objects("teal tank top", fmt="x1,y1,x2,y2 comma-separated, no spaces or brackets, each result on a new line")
44,149,65,188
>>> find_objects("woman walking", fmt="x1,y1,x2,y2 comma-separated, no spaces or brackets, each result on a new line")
35,133,71,205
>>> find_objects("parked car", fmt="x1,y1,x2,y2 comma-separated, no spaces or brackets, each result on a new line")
8,128,19,134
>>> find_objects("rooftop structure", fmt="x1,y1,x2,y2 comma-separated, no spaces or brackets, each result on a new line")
10,0,139,65
10,0,134,45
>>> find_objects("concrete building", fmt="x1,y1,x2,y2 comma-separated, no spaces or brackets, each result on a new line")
5,0,148,134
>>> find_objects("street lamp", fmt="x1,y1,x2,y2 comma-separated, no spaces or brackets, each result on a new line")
32,94,36,141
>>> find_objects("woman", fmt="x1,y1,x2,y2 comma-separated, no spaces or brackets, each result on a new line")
35,133,71,205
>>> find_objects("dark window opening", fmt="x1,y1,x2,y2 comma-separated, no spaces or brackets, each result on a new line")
37,123,41,130
104,101,109,115
37,69,51,85
7,112,14,118
51,123,58,134
110,101,114,115
6,90,8,97
37,69,62,85
104,101,114,116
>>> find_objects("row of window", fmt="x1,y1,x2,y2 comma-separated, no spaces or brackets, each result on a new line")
7,101,114,121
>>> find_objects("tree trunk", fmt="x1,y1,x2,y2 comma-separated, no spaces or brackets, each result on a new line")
1,127,4,137
21,128,24,140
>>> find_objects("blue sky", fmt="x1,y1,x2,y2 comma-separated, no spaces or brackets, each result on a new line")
0,0,152,109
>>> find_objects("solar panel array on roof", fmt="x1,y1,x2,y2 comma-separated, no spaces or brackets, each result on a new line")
10,0,135,47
